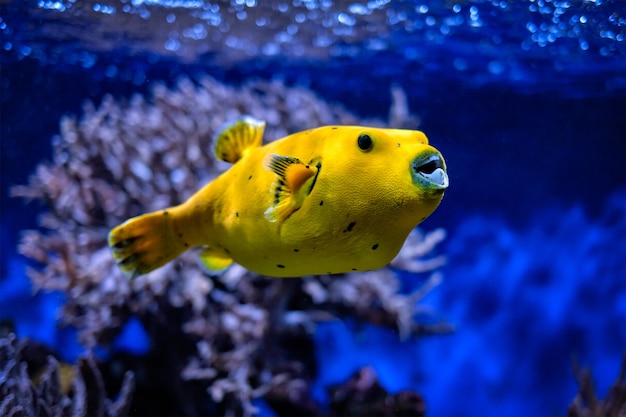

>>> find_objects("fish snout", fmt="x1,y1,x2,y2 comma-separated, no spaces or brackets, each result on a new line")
411,151,449,191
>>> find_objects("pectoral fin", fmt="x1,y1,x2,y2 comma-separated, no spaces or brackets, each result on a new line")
214,116,266,163
263,154,321,223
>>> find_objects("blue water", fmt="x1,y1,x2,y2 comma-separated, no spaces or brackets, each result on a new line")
1,1,625,415
314,192,626,416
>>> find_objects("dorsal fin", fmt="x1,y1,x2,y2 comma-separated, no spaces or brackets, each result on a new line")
213,116,266,163
263,154,321,223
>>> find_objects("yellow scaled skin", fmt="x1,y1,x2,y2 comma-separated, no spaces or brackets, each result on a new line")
109,119,448,278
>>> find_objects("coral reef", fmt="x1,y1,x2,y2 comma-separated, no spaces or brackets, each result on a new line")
11,76,449,415
328,367,425,417
0,333,134,417
567,354,626,417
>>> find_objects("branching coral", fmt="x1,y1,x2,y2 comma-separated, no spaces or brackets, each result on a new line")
12,76,449,415
0,333,134,417
567,354,626,417
328,367,425,417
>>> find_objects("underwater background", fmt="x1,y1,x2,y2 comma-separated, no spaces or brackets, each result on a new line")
1,0,625,416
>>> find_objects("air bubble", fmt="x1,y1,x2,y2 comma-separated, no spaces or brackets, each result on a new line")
37,1,67,11
164,38,180,51
579,39,589,50
349,3,369,15
338,12,356,26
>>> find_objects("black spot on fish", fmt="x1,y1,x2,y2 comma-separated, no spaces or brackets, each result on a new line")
163,210,169,216
372,243,379,250
319,200,324,206
277,264,285,268
420,216,426,221
221,153,227,160
248,175,253,180
343,221,356,233
278,179,285,186
331,127,337,130
397,143,401,147
305,165,309,169
236,212,239,217
178,233,183,238
224,248,231,255
351,268,357,271
184,242,189,248
293,249,299,252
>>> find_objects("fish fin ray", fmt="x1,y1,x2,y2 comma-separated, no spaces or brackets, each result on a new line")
213,116,265,163
109,210,186,277
263,154,320,223
264,199,297,223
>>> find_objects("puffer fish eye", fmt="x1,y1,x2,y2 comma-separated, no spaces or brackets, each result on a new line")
357,134,373,152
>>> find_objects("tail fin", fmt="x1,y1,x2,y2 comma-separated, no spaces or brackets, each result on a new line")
109,209,187,277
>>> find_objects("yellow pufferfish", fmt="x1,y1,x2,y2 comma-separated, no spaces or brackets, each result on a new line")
108,116,449,278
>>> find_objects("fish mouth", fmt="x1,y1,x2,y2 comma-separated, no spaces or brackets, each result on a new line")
412,152,449,191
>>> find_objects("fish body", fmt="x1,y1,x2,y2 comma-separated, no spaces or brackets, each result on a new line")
109,116,448,278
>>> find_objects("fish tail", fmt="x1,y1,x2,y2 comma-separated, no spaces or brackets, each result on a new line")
108,207,189,277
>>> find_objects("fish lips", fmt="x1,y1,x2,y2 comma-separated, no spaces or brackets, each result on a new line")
411,151,449,192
